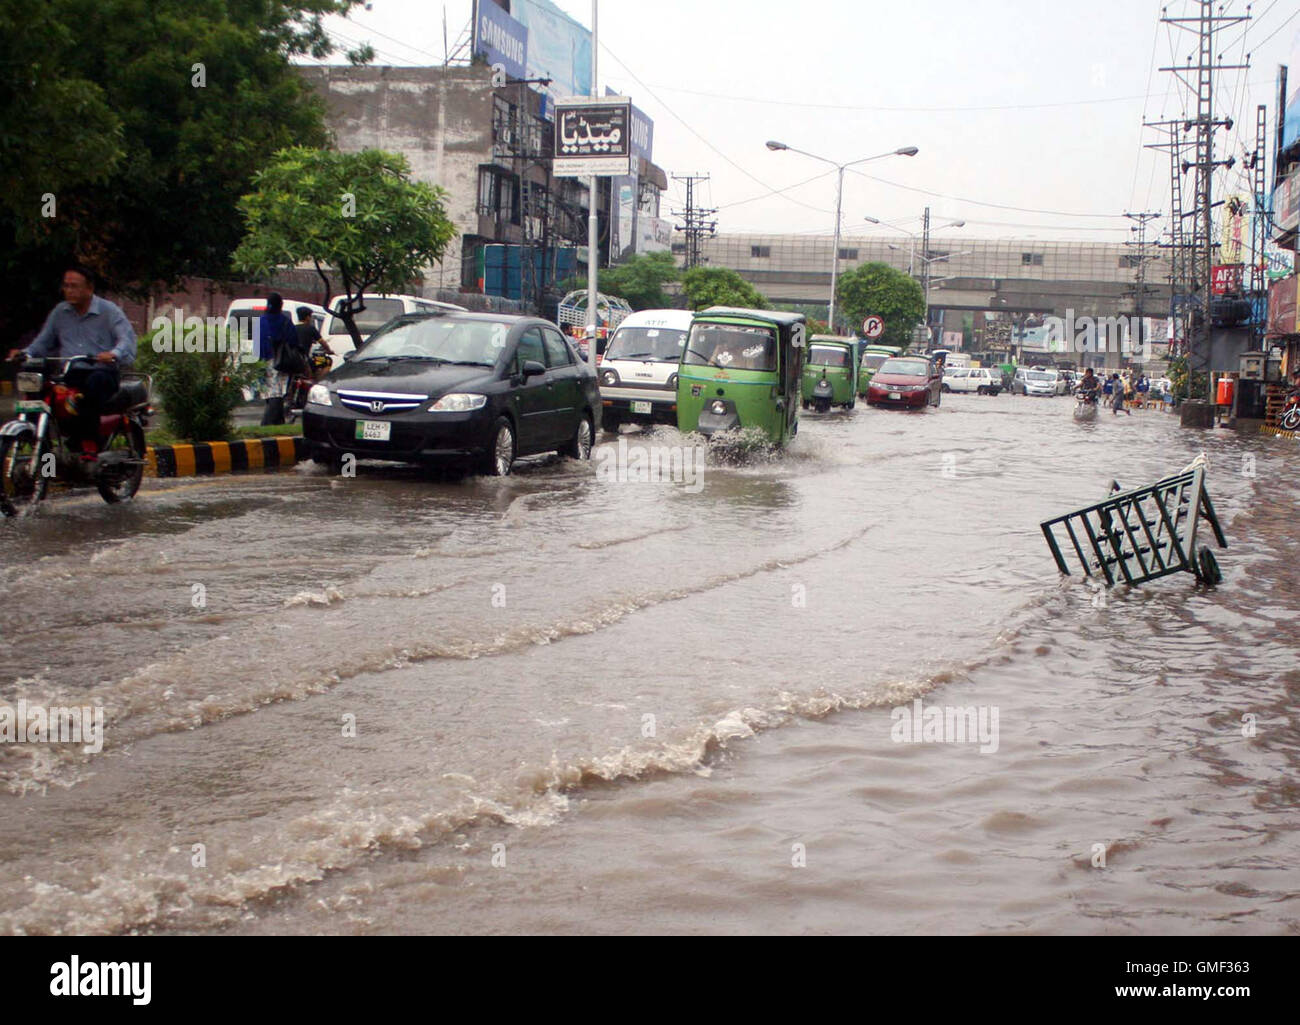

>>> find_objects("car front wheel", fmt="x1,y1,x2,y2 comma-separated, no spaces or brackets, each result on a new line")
482,417,515,476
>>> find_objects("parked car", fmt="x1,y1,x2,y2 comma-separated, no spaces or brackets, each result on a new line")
322,294,468,367
598,309,693,432
1011,367,1061,396
303,312,599,476
866,355,943,409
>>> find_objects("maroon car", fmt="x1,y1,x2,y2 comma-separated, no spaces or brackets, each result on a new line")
866,356,943,409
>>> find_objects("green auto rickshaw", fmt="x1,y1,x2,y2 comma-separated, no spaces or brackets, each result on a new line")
676,307,805,444
801,335,858,412
857,344,902,396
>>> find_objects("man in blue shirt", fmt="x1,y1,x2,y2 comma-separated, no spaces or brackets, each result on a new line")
7,265,137,455
256,293,298,424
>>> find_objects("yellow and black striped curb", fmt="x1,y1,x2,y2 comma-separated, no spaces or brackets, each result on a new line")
1259,425,1299,441
146,437,308,478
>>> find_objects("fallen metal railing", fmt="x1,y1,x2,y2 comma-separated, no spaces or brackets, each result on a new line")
1040,459,1227,586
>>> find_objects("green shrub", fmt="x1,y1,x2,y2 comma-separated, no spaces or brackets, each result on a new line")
136,326,264,442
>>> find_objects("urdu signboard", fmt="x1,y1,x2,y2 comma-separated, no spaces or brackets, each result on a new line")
552,97,632,177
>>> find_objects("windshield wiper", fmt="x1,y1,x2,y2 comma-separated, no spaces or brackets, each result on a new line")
616,352,657,360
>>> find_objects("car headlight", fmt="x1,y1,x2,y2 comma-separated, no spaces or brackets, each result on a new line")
601,369,619,387
15,372,44,393
429,393,488,413
307,384,331,407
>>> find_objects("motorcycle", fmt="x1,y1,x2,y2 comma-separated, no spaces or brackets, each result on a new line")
285,345,334,425
1281,391,1300,432
1,356,151,517
1073,388,1100,422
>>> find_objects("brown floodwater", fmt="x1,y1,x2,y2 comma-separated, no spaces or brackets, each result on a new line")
0,393,1296,934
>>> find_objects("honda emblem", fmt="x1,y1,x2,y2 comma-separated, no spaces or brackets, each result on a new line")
370,401,385,414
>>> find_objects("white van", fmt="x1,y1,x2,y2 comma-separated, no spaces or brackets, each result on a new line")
223,298,329,360
323,293,467,367
598,309,694,432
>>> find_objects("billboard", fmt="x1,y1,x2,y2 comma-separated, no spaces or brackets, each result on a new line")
1275,167,1300,234
509,0,592,116
1212,264,1245,295
1283,39,1300,154
553,98,632,177
473,2,528,82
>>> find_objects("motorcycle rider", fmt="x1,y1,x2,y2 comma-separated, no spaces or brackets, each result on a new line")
1078,367,1101,403
7,264,137,458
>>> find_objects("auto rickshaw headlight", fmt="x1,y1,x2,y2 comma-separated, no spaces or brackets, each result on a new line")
710,400,727,416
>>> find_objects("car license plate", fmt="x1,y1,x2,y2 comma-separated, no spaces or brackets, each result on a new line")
15,401,49,414
355,420,391,441
632,401,652,415
888,392,901,400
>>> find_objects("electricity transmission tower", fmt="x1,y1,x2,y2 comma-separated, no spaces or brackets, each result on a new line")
672,174,717,270
1157,0,1249,400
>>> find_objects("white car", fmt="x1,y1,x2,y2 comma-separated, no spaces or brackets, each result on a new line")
597,309,694,431
942,367,1002,395
323,293,467,367
223,298,329,357
1013,368,1061,396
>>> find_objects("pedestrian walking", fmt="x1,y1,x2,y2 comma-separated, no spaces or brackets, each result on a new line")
258,293,298,425
1111,375,1130,416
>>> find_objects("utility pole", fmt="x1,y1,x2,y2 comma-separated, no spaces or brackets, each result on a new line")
920,206,932,327
1159,0,1248,402
1247,104,1268,350
672,173,717,271
1144,119,1194,351
1124,210,1161,366
586,0,600,340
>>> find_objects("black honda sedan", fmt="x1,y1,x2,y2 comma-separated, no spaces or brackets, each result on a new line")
302,312,600,475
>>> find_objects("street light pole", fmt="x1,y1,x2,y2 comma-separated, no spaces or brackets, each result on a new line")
767,142,917,333
586,0,599,349
829,167,846,332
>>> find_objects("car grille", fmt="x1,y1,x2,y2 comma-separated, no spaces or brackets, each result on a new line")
337,390,428,414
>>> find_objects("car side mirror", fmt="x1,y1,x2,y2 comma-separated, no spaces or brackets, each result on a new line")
523,360,546,378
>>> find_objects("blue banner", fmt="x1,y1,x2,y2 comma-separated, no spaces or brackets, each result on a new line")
474,2,528,82
511,0,592,104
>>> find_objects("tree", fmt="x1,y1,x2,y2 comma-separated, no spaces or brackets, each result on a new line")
0,0,372,338
232,147,456,350
836,262,925,349
681,267,769,311
599,252,680,310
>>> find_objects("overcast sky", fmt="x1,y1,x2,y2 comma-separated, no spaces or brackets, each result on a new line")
315,0,1299,244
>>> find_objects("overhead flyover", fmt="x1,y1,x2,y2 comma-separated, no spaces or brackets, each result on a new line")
693,234,1171,320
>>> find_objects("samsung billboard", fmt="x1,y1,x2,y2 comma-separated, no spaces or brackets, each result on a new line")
473,2,529,82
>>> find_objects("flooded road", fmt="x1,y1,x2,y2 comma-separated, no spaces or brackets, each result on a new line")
1,394,1297,935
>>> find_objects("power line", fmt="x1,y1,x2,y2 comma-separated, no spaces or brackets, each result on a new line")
846,166,1127,220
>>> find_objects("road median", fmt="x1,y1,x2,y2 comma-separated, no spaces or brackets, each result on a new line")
146,436,309,478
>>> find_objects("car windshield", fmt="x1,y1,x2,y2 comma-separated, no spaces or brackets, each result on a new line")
329,298,405,335
606,326,688,362
809,345,850,368
356,317,507,366
861,354,888,372
683,323,777,371
1027,371,1056,381
879,359,930,377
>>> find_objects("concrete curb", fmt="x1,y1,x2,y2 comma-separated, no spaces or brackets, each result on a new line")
146,437,309,478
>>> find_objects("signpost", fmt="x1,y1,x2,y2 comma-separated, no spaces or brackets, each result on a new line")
552,97,632,178
863,315,885,340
